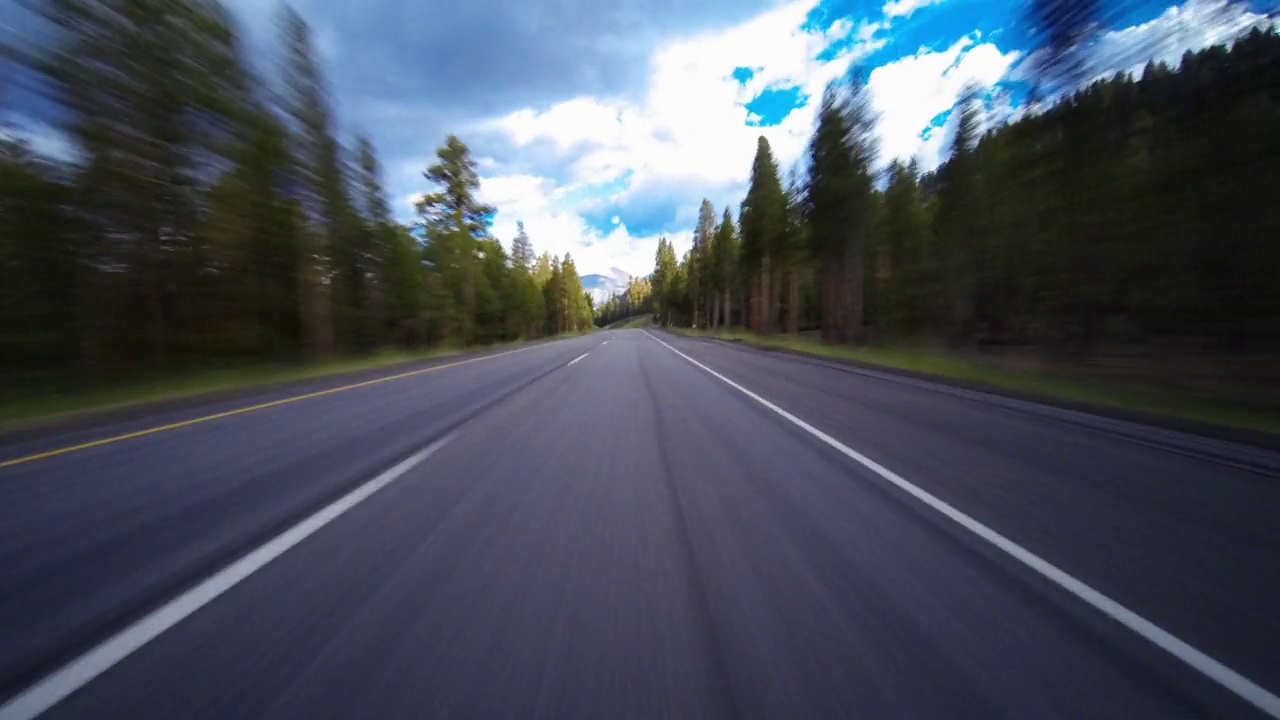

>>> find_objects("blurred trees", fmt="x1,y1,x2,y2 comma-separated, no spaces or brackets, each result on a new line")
806,75,878,343
1,0,587,389
632,30,1280,364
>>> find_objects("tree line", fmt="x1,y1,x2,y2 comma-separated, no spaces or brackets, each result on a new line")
613,29,1280,362
1,0,591,388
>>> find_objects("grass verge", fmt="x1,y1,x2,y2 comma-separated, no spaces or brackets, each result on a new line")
0,343,498,431
674,328,1280,437
604,315,656,330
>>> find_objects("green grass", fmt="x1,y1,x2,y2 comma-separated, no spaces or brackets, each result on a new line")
0,344,489,430
675,328,1280,436
604,314,656,330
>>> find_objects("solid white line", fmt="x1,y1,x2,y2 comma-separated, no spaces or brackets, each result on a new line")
568,352,590,367
0,436,453,720
642,330,1280,719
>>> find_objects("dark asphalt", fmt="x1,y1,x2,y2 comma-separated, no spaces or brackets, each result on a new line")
1,329,1277,718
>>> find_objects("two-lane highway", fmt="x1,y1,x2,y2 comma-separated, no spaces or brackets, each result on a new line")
0,336,601,702
1,330,1277,718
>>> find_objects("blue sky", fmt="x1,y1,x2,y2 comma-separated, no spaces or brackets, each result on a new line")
462,0,1272,276
3,0,1273,278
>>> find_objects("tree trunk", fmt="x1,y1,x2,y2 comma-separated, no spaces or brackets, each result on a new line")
820,271,833,342
723,288,731,328
760,255,773,334
842,240,866,344
786,268,800,334
302,257,332,359
838,255,852,344
711,293,720,330
144,231,165,364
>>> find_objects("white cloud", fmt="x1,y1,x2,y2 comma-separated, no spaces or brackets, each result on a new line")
1091,0,1275,77
493,0,852,192
882,0,945,20
481,0,1012,275
476,173,550,211
868,35,1019,169
475,172,692,278
482,0,877,276
474,0,1259,280
498,98,623,150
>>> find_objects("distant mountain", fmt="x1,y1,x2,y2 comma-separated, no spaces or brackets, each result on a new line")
581,267,632,305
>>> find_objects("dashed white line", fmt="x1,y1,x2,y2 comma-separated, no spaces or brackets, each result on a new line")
643,330,1280,719
601,340,609,346
568,352,590,366
0,436,453,720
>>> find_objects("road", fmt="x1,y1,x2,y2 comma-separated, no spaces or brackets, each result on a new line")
1,329,1278,718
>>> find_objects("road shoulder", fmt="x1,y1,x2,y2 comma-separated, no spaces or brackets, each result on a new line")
661,330,1280,466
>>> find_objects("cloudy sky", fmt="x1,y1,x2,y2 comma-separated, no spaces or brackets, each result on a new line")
6,0,1274,278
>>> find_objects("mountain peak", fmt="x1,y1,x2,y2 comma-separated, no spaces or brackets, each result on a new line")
582,268,633,304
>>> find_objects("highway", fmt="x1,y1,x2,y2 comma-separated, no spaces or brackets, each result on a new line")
1,329,1278,718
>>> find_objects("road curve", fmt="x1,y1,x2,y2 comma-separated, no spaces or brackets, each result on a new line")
1,329,1277,718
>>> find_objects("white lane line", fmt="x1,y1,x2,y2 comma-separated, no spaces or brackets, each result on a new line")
568,352,590,367
0,436,453,720
643,330,1280,719
601,340,609,346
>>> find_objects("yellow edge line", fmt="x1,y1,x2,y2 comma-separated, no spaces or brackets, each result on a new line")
0,345,536,470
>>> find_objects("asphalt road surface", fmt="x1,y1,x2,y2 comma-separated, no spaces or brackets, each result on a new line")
1,329,1278,719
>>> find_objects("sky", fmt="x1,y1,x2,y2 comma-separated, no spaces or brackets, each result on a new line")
4,0,1275,279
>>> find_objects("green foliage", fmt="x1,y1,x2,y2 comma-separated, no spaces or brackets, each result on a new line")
0,0,588,397
738,136,787,332
807,74,878,342
876,159,933,335
416,136,496,345
689,199,716,327
511,220,535,270
651,237,679,325
652,30,1280,399
5,6,1278,403
712,207,739,327
739,137,786,271
0,141,81,374
595,274,655,327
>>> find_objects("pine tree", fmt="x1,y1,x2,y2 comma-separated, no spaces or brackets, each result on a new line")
381,224,426,347
280,5,350,356
0,135,82,375
30,0,252,364
474,237,507,343
781,167,808,334
739,137,787,333
807,74,877,342
205,110,306,357
880,159,931,334
416,135,496,345
353,134,392,348
652,237,679,326
532,251,554,286
711,207,738,328
543,255,564,334
511,220,535,270
934,84,982,341
561,253,591,331
503,224,543,338
690,199,716,328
